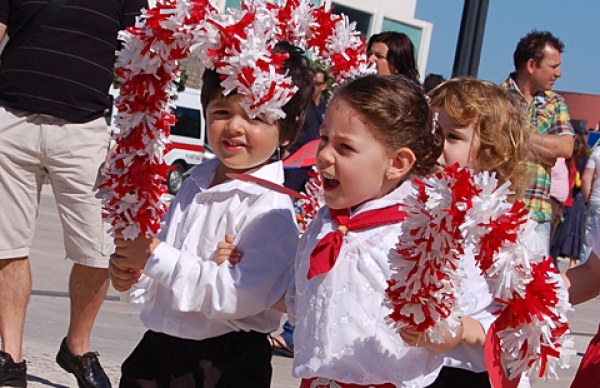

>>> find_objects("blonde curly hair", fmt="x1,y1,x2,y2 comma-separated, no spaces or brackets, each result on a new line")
428,77,531,201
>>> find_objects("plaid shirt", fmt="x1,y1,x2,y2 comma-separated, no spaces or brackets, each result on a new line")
501,74,574,222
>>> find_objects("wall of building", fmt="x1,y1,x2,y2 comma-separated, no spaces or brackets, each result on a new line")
557,91,600,132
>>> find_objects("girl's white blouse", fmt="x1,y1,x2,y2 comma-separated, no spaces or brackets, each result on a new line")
287,182,444,388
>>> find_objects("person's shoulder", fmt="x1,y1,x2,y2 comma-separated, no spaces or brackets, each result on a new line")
544,90,567,104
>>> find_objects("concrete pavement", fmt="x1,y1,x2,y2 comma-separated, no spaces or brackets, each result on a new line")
15,185,600,387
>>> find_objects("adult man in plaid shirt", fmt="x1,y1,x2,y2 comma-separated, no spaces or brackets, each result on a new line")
501,30,574,253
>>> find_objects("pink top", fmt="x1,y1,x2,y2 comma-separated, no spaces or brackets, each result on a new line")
550,158,569,203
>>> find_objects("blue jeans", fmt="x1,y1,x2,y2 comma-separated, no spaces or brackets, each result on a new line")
582,202,600,263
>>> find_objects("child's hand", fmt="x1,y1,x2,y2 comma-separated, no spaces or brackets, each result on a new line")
460,316,486,348
113,229,160,270
400,324,464,353
399,328,429,348
109,255,143,292
214,233,243,266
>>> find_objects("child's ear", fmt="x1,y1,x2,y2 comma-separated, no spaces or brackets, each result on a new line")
387,147,416,180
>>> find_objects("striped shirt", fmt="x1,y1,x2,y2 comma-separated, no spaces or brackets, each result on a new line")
501,74,574,223
0,0,147,123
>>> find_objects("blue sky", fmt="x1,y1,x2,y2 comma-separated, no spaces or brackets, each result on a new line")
415,1,600,95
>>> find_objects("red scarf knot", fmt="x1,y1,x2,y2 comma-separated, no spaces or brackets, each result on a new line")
307,205,408,279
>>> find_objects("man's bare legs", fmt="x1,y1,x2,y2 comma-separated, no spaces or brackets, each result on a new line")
65,263,109,356
0,258,31,362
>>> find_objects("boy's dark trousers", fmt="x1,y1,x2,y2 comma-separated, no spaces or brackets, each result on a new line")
425,366,491,388
119,330,272,388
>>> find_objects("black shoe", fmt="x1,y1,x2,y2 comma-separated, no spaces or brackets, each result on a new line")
0,351,26,387
56,338,112,388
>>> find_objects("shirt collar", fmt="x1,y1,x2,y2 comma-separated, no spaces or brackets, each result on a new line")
349,180,413,217
506,72,548,104
189,159,285,195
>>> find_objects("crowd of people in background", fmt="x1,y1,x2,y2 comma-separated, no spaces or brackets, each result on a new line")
1,1,600,387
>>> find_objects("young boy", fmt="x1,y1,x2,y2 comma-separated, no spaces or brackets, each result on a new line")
109,41,313,388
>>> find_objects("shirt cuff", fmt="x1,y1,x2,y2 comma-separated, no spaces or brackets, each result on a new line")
143,242,180,287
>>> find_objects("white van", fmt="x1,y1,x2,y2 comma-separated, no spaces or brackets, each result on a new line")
106,87,214,194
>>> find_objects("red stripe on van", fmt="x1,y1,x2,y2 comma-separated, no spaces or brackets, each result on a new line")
170,142,205,153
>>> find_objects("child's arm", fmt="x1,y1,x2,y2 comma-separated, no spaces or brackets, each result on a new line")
399,324,464,353
214,233,289,313
460,316,486,348
271,294,287,313
112,230,161,270
562,251,600,305
143,207,298,320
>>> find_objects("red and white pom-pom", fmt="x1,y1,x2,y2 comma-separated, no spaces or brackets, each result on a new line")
385,165,572,381
296,169,324,233
385,165,478,343
101,0,214,239
463,173,572,382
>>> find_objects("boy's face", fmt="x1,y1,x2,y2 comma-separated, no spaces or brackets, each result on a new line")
437,108,480,172
206,93,280,178
316,100,395,210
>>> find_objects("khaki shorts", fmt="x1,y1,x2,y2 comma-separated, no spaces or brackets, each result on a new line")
0,106,113,268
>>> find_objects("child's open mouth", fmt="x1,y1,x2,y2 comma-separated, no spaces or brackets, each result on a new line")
321,173,340,191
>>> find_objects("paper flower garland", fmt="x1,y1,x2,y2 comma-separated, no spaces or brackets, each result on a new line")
296,169,324,233
384,164,571,382
101,0,371,239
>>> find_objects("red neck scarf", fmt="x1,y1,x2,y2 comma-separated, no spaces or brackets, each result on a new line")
307,205,408,279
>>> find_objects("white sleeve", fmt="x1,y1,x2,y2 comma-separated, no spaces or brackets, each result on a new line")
586,148,600,169
143,209,299,320
459,249,496,333
122,191,178,305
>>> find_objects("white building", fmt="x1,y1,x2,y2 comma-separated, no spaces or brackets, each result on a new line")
215,0,433,80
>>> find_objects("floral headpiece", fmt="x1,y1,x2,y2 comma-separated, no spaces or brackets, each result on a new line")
101,0,372,239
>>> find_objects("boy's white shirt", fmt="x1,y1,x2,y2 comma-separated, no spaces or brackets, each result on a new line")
287,181,445,387
128,158,299,341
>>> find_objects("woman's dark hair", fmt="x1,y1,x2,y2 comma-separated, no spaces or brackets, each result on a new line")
201,41,313,150
367,32,419,84
332,74,443,176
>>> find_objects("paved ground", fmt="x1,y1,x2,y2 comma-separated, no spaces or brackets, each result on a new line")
13,185,600,387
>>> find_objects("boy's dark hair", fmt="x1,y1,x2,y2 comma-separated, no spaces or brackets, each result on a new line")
423,73,445,93
332,74,443,177
367,31,419,84
513,30,564,71
201,41,313,151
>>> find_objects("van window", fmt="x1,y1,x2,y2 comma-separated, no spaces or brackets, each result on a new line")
172,107,201,139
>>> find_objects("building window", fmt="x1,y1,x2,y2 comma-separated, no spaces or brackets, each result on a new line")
331,3,372,37
224,0,242,9
381,18,422,58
